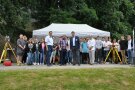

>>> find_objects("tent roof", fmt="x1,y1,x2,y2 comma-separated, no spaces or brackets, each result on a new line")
33,23,110,37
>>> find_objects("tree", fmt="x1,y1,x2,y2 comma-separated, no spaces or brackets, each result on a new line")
0,0,31,41
0,0,135,40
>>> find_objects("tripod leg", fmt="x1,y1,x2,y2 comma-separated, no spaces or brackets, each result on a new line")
104,48,112,64
0,50,5,63
0,43,8,63
4,49,7,61
114,48,123,64
8,43,18,63
112,49,116,63
4,43,8,61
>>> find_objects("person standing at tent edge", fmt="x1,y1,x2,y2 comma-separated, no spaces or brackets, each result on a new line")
70,31,80,66
45,31,53,66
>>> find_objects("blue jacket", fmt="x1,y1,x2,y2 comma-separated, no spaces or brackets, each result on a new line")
70,36,80,50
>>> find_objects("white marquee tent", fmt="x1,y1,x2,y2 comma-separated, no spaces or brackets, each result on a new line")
33,23,110,37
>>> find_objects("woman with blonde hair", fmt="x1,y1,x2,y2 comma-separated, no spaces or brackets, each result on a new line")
26,38,34,65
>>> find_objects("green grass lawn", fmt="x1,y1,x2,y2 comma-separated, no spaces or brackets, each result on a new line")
0,68,135,90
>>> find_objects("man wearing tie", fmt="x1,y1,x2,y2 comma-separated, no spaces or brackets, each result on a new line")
70,31,80,66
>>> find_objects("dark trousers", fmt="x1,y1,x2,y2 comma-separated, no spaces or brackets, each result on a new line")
60,49,67,65
46,45,53,65
95,49,102,63
82,53,89,64
71,48,80,65
80,52,82,64
22,50,27,63
66,50,72,63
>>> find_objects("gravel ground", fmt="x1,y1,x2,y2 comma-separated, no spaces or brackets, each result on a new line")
0,63,134,71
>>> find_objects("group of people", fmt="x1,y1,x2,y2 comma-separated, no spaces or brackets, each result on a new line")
16,31,134,66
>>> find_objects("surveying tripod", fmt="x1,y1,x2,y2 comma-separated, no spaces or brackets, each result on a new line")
0,41,18,63
104,45,126,64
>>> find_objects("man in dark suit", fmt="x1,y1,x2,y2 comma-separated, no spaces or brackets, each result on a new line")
70,31,80,66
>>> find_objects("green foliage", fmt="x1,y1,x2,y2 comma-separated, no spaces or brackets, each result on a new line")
0,0,31,42
49,8,79,23
0,0,135,40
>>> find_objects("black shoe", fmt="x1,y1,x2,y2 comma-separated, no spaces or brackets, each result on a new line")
89,63,93,65
47,64,51,66
59,64,62,66
73,64,76,66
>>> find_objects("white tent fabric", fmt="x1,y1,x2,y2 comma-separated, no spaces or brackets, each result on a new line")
33,23,110,37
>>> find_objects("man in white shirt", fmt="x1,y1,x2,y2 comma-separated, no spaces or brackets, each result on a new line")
95,36,103,63
45,31,53,66
127,35,133,64
87,37,96,65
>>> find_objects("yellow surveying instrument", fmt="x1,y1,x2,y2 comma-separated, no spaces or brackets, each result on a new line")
104,44,126,64
0,36,17,63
